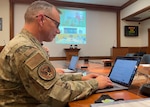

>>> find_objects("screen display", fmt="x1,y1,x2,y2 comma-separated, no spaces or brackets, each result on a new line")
124,26,138,36
68,56,79,70
55,8,86,44
109,59,138,85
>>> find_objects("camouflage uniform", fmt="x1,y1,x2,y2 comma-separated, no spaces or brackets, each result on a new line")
0,29,98,107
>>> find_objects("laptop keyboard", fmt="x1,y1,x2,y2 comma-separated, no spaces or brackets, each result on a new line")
104,86,114,89
63,69,76,73
76,69,87,76
104,83,123,89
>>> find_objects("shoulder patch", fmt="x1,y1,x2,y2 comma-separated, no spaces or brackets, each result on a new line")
25,53,45,70
38,63,55,80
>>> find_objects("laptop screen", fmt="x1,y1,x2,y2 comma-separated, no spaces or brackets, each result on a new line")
109,57,141,86
68,56,79,70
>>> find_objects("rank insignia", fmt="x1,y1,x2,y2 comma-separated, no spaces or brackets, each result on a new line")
38,63,55,80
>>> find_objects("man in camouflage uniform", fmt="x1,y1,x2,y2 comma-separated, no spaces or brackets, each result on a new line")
0,1,113,107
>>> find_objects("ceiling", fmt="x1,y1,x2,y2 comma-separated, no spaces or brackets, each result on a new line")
57,0,129,6
122,6,150,22
56,0,150,22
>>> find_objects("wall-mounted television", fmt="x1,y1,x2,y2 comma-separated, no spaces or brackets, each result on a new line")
124,26,138,37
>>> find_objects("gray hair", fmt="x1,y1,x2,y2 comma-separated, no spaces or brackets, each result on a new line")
24,0,60,23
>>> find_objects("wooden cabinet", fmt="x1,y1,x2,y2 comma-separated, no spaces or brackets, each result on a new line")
64,48,80,60
111,47,149,61
111,47,128,61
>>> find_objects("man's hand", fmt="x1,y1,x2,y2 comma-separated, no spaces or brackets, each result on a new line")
82,73,99,81
56,68,64,74
95,75,113,89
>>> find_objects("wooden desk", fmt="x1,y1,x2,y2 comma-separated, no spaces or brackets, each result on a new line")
101,59,113,67
137,64,150,83
69,91,142,107
64,48,80,60
64,60,148,107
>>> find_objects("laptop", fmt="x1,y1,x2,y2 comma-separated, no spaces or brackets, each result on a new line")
63,56,79,73
95,56,141,93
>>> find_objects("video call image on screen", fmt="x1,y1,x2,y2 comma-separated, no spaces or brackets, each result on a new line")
55,8,86,44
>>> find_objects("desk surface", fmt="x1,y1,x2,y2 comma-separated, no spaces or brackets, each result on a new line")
68,91,142,107
51,60,148,107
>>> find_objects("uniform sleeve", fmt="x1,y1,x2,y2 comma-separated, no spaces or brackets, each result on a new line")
60,73,82,81
13,46,99,106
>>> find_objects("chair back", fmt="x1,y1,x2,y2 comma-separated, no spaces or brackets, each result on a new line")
140,54,150,64
125,53,135,57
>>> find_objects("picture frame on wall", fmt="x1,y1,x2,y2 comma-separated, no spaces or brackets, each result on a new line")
0,18,2,31
124,26,139,37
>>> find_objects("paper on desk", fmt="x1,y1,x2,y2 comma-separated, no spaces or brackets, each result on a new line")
140,64,150,67
90,98,150,107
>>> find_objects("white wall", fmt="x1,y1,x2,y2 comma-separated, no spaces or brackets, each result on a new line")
140,19,150,46
0,0,149,57
120,0,150,47
0,0,9,45
14,4,116,57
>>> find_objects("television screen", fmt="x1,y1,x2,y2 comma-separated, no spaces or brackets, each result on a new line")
124,26,138,37
55,8,86,44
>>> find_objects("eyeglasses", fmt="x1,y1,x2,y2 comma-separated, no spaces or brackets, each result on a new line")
44,15,60,28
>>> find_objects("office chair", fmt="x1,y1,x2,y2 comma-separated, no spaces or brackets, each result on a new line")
125,53,135,57
140,54,150,64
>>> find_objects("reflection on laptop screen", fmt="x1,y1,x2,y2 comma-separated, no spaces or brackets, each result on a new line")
109,58,138,85
68,56,79,70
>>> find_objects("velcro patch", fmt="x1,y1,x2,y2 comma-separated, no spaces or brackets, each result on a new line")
25,53,45,70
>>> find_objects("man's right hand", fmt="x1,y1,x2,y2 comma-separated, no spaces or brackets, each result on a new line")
95,75,113,89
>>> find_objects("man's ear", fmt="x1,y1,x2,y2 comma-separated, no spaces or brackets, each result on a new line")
41,15,44,23
37,14,44,26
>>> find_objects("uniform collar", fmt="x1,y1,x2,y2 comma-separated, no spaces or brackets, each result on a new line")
20,29,42,47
